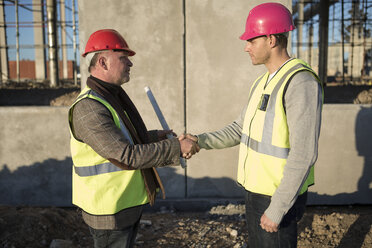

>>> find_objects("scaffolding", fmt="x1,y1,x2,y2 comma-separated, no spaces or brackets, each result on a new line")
292,0,372,85
1,1,371,87
0,0,79,86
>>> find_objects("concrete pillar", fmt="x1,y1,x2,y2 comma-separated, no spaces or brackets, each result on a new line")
60,0,68,79
46,0,59,87
0,1,8,83
318,0,329,84
33,0,46,81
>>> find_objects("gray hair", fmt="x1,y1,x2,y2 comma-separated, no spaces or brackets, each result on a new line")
85,52,101,73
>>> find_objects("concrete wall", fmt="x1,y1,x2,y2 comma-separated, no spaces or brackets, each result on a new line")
307,104,372,205
0,105,371,206
0,107,72,206
77,0,290,198
185,0,290,198
78,0,187,197
0,0,371,207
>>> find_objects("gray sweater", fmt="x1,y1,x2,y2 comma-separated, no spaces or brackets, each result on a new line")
197,70,322,224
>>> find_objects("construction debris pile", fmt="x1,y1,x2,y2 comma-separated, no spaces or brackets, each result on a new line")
354,88,372,104
0,204,371,248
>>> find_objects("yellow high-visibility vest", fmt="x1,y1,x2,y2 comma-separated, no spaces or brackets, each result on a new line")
237,59,322,196
68,87,148,215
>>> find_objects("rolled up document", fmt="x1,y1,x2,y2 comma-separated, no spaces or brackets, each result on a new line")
144,86,187,168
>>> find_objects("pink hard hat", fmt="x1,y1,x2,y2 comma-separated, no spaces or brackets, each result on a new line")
240,2,295,41
82,29,135,57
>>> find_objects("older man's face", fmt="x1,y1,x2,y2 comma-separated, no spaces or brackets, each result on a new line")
105,50,133,85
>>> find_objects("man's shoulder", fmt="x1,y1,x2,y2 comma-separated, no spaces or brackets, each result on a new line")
291,69,320,86
285,70,322,102
73,97,109,116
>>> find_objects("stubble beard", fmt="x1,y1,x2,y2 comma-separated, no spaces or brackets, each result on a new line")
120,72,130,85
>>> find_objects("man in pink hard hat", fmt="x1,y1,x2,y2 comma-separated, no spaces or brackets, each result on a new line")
184,3,323,247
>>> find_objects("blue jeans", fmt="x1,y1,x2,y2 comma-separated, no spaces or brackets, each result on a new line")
245,190,307,248
89,218,140,248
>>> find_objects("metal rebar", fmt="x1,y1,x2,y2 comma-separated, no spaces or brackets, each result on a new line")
350,1,358,83
342,0,345,83
361,0,368,79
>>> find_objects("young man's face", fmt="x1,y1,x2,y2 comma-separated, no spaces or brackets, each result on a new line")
244,36,271,66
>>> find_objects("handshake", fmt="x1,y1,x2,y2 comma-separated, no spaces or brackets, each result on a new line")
157,130,200,159
178,133,200,159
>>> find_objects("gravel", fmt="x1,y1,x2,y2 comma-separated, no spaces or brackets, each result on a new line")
1,204,371,248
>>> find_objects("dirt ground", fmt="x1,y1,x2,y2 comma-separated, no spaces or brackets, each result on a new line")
0,204,371,248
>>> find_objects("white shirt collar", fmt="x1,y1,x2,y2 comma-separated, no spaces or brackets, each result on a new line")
265,58,294,87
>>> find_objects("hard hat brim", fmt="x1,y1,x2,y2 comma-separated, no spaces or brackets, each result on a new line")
239,32,253,41
82,48,136,57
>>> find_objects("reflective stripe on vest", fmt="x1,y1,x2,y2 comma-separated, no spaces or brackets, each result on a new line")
69,87,148,215
240,133,289,159
74,162,123,177
237,59,320,196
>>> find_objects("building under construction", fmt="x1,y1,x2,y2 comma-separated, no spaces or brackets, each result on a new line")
0,0,79,87
292,0,372,85
0,0,371,87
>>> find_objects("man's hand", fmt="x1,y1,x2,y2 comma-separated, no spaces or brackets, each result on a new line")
184,133,198,142
260,214,279,233
157,129,176,140
178,133,200,159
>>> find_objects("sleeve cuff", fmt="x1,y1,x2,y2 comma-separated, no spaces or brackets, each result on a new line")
169,137,182,166
196,133,209,150
264,204,285,225
147,130,159,142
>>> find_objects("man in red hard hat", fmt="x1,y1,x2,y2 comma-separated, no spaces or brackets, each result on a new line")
184,3,323,247
69,29,198,247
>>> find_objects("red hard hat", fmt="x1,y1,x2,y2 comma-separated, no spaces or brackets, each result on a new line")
82,29,136,57
240,2,295,41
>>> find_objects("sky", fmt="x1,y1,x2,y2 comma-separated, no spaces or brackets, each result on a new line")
4,0,79,64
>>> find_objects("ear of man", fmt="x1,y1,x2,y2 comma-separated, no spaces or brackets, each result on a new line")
269,35,279,48
98,55,108,70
